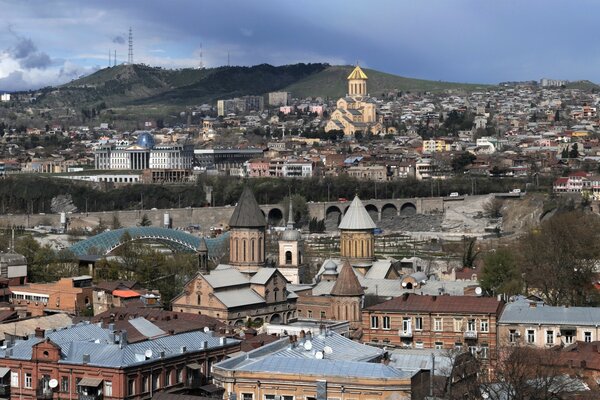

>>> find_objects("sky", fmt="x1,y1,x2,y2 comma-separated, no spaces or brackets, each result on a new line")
1,0,599,91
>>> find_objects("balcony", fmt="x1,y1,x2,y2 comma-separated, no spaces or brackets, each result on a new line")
464,330,478,340
78,394,103,400
398,330,413,338
0,384,10,398
36,388,54,399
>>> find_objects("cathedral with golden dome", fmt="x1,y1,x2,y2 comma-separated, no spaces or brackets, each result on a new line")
325,65,382,136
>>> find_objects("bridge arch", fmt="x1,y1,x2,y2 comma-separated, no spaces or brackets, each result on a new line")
364,204,379,222
68,227,229,257
381,203,398,218
267,207,284,226
400,202,417,216
325,205,342,222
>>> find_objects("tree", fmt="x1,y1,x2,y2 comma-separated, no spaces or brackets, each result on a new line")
561,148,569,159
462,237,479,268
452,152,476,173
139,213,152,227
111,213,122,230
480,248,522,296
519,211,600,306
483,198,503,218
569,143,579,158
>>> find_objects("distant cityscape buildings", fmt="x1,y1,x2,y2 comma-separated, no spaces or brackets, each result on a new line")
217,95,264,116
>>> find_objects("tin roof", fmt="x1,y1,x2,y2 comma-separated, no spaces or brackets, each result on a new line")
228,187,267,228
338,196,377,230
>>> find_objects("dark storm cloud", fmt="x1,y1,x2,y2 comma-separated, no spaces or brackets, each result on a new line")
112,35,125,45
8,35,52,69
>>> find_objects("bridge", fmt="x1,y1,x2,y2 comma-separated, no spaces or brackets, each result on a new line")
68,227,229,257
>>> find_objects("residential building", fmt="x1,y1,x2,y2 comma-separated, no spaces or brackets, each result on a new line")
361,293,504,371
346,164,387,181
213,331,427,400
0,93,10,102
0,253,27,286
0,320,240,400
498,298,600,348
268,92,290,107
10,276,94,317
217,96,264,116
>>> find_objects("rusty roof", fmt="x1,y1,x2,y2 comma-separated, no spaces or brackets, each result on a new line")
331,260,364,297
365,293,503,315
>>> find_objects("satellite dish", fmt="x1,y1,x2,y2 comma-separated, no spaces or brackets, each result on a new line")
145,349,153,359
203,327,210,333
475,287,483,296
315,351,324,359
323,346,333,354
401,282,407,288
303,340,313,351
49,379,58,389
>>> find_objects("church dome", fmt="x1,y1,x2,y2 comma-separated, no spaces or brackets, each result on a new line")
281,229,301,241
136,132,155,149
322,260,338,275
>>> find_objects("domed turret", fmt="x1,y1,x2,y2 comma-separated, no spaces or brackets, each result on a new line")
136,132,155,149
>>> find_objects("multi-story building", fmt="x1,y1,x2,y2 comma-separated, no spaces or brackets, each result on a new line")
0,253,27,286
498,298,600,348
213,331,426,400
10,276,94,317
346,164,387,181
194,148,264,173
94,133,194,171
268,91,290,107
217,96,264,116
422,139,448,154
0,321,239,400
361,294,504,368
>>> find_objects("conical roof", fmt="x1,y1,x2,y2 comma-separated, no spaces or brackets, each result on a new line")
347,65,368,80
197,237,208,252
229,187,267,228
331,260,364,296
338,195,376,230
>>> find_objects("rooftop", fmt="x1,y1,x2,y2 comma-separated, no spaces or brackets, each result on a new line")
365,293,504,314
338,195,377,230
499,299,600,326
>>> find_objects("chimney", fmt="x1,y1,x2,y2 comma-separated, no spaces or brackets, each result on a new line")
82,354,90,364
120,330,128,348
202,341,208,349
34,327,44,339
299,330,305,339
180,346,187,353
432,296,437,302
402,293,409,301
168,329,175,335
220,337,227,346
108,323,115,332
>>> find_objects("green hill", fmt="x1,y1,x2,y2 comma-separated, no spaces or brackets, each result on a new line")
565,80,600,91
30,63,491,110
284,65,492,98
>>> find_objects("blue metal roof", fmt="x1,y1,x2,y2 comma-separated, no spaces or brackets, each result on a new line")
68,227,229,257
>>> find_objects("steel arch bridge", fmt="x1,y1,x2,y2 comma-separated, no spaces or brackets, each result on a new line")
68,227,229,258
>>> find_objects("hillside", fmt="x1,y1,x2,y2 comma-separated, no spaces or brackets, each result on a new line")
29,63,491,110
284,65,492,98
565,80,600,91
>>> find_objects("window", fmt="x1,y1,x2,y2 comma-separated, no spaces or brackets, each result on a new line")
176,368,183,383
435,341,443,349
434,318,443,331
480,344,489,359
242,394,253,400
61,377,69,392
104,381,112,397
165,370,172,387
152,374,160,391
371,316,379,329
25,373,32,389
142,375,149,393
585,331,592,343
415,341,424,349
383,316,391,330
546,330,554,345
467,319,476,331
480,319,489,332
468,345,477,355
415,317,423,331
454,319,463,332
127,378,136,396
320,311,326,319
563,330,575,344
10,372,18,388
509,329,517,343
527,329,535,344
455,342,463,351
402,317,411,332
308,310,313,318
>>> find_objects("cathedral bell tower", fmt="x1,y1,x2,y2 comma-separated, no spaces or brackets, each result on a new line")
278,198,303,284
347,65,368,97
228,187,267,275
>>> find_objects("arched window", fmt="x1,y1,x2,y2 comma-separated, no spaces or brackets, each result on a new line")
258,237,263,261
285,251,293,265
235,238,239,261
251,239,256,261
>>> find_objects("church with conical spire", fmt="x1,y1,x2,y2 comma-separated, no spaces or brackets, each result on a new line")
325,64,382,136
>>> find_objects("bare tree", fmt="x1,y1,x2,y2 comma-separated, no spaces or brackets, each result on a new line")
483,198,503,218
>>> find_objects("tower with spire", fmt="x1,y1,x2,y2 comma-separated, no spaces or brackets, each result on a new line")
228,187,267,275
277,197,304,284
331,260,364,329
197,237,209,274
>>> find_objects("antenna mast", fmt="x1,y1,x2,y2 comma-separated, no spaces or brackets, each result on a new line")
199,43,204,69
109,50,111,67
114,50,117,66
227,51,230,67
128,27,134,64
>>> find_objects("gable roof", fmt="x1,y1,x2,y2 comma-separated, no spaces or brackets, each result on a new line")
366,293,503,314
203,267,249,289
229,186,267,228
250,268,278,285
338,196,377,230
331,261,364,297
